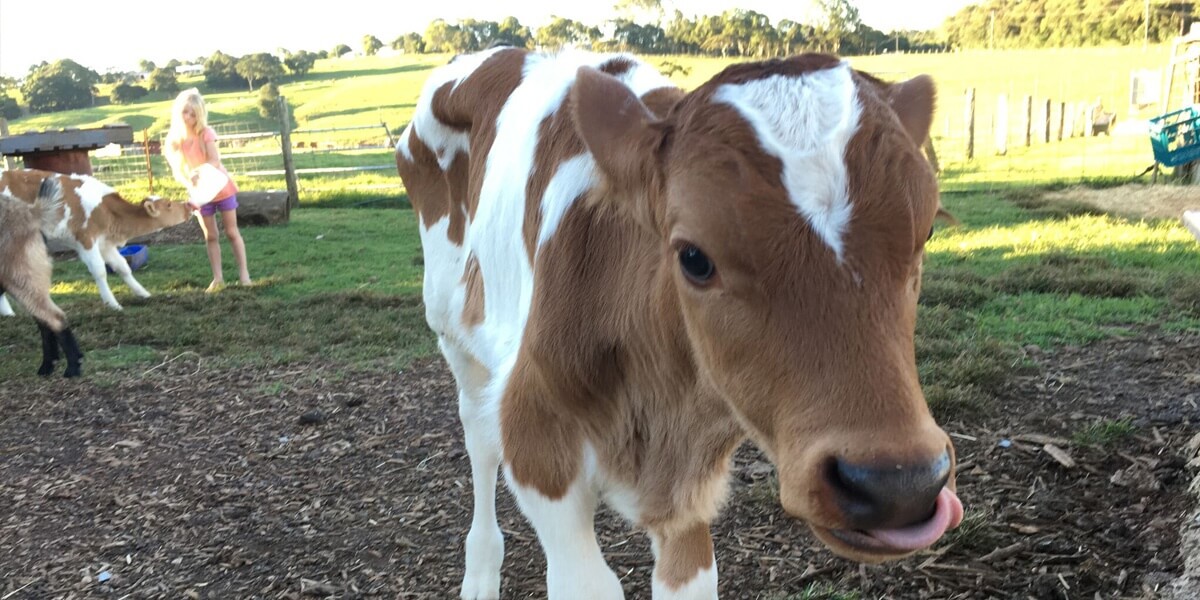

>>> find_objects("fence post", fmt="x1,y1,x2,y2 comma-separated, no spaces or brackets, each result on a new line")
1022,95,1033,147
964,88,975,160
1042,99,1051,143
995,93,1008,156
0,119,15,170
142,129,155,195
1064,102,1076,138
277,95,299,216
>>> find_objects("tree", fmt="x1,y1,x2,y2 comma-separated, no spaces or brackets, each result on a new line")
257,81,282,120
535,16,601,50
236,53,284,92
496,17,533,49
0,93,21,120
392,32,426,53
332,44,352,58
363,34,384,56
21,59,99,113
138,59,156,73
424,19,460,53
610,19,668,53
204,51,242,89
110,82,148,104
284,50,318,76
813,0,863,54
148,68,179,93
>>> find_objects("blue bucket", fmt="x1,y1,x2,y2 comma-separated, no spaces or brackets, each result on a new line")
106,245,148,273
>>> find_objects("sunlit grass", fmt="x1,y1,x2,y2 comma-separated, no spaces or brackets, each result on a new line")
931,215,1196,259
0,208,434,381
916,192,1200,418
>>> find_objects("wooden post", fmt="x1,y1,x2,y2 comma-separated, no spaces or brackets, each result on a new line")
142,129,154,195
1042,99,1051,143
278,95,299,216
964,88,975,160
0,118,15,170
1022,95,1033,147
1064,102,1076,139
380,121,394,147
995,94,1008,156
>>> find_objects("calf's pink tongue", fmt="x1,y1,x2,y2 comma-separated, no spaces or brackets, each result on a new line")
866,488,964,551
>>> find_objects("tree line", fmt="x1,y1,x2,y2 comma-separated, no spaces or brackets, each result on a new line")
942,0,1200,49
4,0,1199,117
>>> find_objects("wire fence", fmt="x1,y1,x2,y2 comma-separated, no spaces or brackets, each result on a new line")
919,55,1200,195
7,100,403,206
0,76,1190,202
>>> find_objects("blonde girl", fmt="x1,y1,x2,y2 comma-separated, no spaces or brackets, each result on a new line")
166,88,250,292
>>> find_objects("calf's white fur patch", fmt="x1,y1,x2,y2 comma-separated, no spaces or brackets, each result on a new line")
713,63,861,261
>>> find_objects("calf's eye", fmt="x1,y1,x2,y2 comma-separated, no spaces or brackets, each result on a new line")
678,245,715,285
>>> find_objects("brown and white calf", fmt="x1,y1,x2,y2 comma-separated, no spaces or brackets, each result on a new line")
0,178,84,377
396,48,963,599
0,169,192,314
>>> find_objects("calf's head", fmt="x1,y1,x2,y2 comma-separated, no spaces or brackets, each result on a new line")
573,55,962,562
141,196,193,228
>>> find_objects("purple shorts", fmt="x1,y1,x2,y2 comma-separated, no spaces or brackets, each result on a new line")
200,195,238,217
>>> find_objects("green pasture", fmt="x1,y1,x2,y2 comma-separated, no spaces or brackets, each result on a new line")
6,45,1187,200
2,46,1198,406
1,192,1197,418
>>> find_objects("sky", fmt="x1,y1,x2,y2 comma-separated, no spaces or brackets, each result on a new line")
0,0,978,78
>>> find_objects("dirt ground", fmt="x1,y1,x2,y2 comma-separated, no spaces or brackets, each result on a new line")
1,328,1197,600
1042,183,1200,220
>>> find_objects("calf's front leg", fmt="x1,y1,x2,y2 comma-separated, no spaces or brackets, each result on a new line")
650,523,718,600
102,245,151,298
506,470,624,600
76,245,122,310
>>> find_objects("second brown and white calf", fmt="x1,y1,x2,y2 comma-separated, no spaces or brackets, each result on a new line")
398,48,963,599
0,178,84,377
0,169,192,315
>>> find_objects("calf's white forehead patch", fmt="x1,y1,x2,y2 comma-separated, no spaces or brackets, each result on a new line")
712,63,861,261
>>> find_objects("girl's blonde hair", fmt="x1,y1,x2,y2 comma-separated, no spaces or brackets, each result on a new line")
165,88,208,175
168,88,208,141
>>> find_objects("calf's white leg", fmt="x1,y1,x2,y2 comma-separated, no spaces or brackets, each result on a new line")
76,245,122,310
101,245,151,298
506,465,624,600
0,294,13,316
441,341,505,600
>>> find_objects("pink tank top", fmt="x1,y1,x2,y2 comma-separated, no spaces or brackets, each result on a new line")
178,126,238,200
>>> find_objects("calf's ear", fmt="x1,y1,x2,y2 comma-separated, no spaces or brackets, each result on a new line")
571,66,668,207
889,74,935,147
142,199,161,217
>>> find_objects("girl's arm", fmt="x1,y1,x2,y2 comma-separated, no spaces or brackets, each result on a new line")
202,136,223,169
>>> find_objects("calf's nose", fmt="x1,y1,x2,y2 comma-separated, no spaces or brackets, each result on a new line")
827,449,952,530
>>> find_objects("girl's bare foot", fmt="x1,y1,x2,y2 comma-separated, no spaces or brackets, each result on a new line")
205,280,225,293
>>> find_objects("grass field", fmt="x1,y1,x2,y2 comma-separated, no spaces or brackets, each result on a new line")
2,45,1198,392
1,191,1196,419
5,45,1186,200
